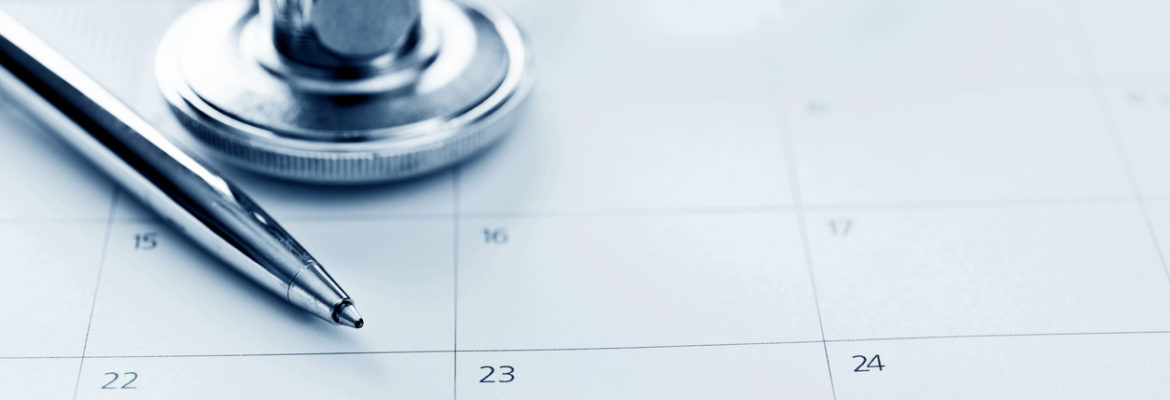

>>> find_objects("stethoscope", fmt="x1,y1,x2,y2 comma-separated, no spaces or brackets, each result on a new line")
156,0,533,183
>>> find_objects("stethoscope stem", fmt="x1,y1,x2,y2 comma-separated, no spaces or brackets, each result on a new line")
265,0,422,68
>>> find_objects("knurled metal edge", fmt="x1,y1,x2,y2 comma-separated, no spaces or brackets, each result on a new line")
167,91,528,184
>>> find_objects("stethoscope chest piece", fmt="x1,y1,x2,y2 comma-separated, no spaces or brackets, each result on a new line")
156,0,533,183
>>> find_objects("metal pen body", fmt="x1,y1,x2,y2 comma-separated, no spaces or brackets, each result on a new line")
0,10,361,327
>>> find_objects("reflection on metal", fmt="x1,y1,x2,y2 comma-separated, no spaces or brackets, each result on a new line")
157,0,534,183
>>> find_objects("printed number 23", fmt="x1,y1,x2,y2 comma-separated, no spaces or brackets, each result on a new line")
480,366,515,383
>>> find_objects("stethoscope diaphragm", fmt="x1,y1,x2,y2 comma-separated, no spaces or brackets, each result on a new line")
156,0,533,183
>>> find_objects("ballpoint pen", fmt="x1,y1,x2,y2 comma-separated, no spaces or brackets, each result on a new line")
0,10,364,329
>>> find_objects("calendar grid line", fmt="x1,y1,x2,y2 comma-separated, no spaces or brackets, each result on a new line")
37,194,1142,228
777,76,1116,97
69,188,120,400
825,329,1170,343
6,328,1170,362
0,216,115,225
452,341,825,353
800,196,1138,212
452,167,461,399
1063,1,1170,289
778,96,839,399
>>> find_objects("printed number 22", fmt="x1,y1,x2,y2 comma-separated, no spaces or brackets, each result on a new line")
101,372,138,389
853,354,885,372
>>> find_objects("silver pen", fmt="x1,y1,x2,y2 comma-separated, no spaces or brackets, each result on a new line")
0,10,364,329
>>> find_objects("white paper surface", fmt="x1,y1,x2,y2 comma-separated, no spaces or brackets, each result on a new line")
3,0,1170,398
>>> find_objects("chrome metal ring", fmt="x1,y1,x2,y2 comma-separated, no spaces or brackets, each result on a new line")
156,0,533,183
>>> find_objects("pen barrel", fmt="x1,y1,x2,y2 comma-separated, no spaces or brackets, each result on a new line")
0,9,351,324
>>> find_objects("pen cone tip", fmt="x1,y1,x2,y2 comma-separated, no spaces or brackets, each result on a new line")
335,302,364,329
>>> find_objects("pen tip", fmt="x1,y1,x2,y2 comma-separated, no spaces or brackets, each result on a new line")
335,301,365,329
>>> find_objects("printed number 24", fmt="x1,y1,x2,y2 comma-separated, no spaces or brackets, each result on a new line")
853,354,884,372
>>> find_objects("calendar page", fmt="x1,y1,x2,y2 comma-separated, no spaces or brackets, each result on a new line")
3,0,1170,398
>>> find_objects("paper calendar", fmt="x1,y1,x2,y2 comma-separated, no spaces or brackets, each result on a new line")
3,0,1170,398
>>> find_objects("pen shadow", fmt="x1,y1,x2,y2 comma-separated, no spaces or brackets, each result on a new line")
162,229,368,346
152,169,457,347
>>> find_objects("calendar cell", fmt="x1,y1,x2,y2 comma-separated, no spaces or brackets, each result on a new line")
0,223,107,357
457,212,821,349
0,102,113,221
458,92,793,214
1102,82,1170,198
82,219,455,356
772,0,1088,93
495,0,784,98
1,2,188,108
456,344,833,400
459,0,792,214
786,88,1132,205
1072,0,1170,80
829,334,1170,399
0,359,83,400
76,353,451,399
809,203,1170,340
